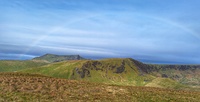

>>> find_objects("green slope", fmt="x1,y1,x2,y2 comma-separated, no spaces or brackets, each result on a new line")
0,60,48,72
20,58,188,89
21,60,85,79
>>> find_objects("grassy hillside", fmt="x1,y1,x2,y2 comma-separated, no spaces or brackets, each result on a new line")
21,54,199,88
120,59,200,87
20,58,190,89
0,72,199,102
146,64,200,87
21,60,85,79
32,54,85,62
0,60,48,72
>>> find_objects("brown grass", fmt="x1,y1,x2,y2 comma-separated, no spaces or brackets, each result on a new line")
0,72,199,102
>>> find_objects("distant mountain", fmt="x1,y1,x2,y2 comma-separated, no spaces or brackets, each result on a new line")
32,54,85,63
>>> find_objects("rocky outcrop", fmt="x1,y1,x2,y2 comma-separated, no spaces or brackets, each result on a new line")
72,60,127,78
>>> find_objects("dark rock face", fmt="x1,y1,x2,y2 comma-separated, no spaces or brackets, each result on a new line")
72,60,127,78
72,61,102,78
81,69,91,78
73,67,91,78
81,61,103,71
114,61,125,73
171,75,180,80
129,58,153,73
162,74,168,78
115,66,125,73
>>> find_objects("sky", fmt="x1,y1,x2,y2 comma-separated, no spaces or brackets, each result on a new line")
0,0,200,64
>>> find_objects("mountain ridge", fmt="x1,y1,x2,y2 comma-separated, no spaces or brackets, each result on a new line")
32,53,85,63
20,58,200,90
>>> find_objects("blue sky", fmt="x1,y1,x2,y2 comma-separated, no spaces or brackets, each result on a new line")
0,0,200,64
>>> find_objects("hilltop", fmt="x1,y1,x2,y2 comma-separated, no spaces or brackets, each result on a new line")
32,54,85,63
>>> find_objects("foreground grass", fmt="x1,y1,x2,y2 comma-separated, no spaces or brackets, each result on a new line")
0,72,199,102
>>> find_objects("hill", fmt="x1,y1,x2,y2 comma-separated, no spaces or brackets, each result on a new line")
0,72,199,102
129,59,200,87
32,54,85,63
0,60,48,72
20,58,199,90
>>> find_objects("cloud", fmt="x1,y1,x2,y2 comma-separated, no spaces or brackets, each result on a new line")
0,43,121,60
1,0,200,64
